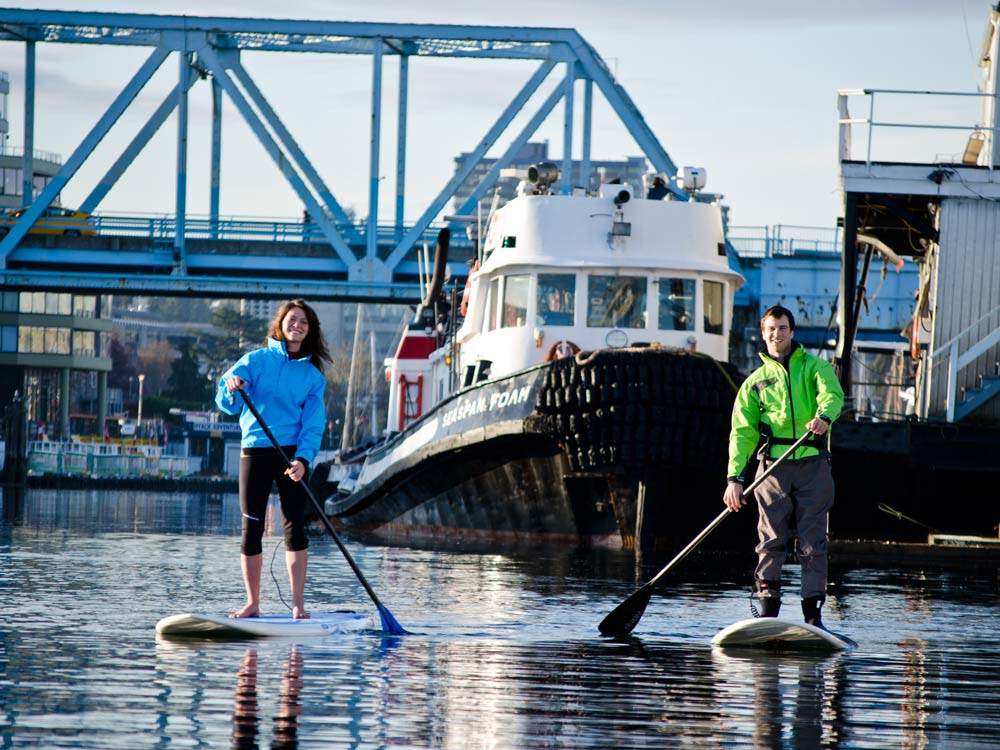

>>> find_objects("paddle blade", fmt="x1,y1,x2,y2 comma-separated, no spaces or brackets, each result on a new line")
377,604,409,636
599,584,654,637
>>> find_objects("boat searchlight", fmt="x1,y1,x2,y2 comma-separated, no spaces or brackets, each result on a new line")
527,162,560,191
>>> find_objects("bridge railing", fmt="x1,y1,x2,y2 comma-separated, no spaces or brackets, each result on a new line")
90,213,470,248
728,224,841,259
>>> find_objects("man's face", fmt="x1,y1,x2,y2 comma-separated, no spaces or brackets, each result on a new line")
761,314,794,358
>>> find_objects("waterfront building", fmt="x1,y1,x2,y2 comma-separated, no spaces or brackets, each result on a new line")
0,291,113,439
0,73,112,440
451,141,648,214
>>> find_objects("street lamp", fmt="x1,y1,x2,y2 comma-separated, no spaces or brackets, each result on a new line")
137,373,145,432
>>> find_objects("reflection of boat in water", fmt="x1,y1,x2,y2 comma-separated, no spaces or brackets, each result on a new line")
317,166,744,549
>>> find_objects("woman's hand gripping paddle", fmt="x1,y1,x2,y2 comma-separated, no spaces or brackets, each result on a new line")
598,431,815,637
238,388,408,635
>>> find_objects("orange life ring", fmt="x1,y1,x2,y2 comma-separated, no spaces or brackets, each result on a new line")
545,340,580,361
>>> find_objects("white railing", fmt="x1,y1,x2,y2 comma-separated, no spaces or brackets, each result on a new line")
837,88,999,169
0,144,63,164
927,302,1000,421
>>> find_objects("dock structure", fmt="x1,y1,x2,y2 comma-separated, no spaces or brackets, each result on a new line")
0,9,689,302
835,6,1000,423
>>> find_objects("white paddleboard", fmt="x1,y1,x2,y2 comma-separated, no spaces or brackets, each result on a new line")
711,617,856,651
155,611,373,639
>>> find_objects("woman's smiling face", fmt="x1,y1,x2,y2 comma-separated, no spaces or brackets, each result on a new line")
281,306,310,349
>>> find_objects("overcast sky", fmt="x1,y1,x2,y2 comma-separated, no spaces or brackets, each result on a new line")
0,0,992,229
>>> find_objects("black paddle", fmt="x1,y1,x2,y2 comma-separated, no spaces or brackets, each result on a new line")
598,431,816,637
237,387,408,635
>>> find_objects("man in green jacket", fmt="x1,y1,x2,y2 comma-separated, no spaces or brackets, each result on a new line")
723,305,845,627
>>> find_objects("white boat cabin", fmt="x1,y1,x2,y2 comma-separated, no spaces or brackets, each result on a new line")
384,175,744,435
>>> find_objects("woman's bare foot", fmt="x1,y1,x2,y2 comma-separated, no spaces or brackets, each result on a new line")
292,606,310,620
230,602,260,619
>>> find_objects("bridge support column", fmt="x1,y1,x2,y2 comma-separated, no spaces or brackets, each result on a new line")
395,53,409,242
174,51,191,271
581,77,592,192
560,62,575,195
21,40,35,208
210,77,222,239
368,39,384,260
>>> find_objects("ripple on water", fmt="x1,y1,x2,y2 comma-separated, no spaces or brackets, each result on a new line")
1,489,999,748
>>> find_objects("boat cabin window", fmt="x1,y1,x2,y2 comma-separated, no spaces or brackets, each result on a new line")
537,274,576,326
657,278,695,331
486,277,501,332
703,280,725,335
502,274,529,328
587,275,647,329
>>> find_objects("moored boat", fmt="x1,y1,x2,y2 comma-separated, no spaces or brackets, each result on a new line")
318,166,746,549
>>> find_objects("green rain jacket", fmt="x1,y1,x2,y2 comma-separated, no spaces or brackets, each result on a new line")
727,342,845,482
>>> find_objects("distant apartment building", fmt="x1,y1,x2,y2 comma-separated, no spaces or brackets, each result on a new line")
0,291,114,440
240,298,280,323
0,72,61,209
451,141,648,213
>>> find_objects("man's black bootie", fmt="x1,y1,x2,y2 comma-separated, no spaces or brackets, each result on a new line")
760,597,781,618
801,595,826,627
755,579,782,618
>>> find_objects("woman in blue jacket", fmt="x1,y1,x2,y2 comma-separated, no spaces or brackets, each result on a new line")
216,299,329,620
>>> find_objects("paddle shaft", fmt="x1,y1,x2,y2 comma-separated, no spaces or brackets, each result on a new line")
645,430,817,591
237,388,388,611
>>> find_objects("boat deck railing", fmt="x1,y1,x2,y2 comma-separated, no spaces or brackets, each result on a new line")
837,87,999,169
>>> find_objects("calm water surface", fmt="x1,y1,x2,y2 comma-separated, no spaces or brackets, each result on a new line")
1,488,999,749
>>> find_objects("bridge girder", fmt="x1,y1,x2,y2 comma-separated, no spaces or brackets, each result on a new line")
0,8,686,297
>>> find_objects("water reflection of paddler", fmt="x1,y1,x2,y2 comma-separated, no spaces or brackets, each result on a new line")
231,647,304,750
711,647,848,748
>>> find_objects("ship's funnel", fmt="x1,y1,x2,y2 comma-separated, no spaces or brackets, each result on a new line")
422,227,451,308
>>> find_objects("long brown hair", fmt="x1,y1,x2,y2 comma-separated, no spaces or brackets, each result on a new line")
266,299,331,373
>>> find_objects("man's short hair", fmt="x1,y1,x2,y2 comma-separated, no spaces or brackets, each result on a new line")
760,305,796,331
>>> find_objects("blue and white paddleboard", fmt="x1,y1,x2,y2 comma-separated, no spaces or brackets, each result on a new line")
711,617,856,651
155,611,373,639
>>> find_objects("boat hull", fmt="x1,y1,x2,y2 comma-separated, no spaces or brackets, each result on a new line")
321,348,745,550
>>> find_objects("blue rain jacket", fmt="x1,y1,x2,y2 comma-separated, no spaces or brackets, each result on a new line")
215,337,327,466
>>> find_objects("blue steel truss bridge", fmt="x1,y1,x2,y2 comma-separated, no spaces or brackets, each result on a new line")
0,9,691,303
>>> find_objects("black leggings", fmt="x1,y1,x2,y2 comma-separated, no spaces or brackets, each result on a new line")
239,447,309,556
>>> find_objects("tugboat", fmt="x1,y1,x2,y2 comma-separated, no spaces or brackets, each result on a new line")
319,165,745,549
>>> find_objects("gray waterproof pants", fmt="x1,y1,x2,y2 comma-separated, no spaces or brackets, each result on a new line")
753,454,834,599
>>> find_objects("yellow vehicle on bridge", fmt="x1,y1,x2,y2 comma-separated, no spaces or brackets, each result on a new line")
0,206,97,237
